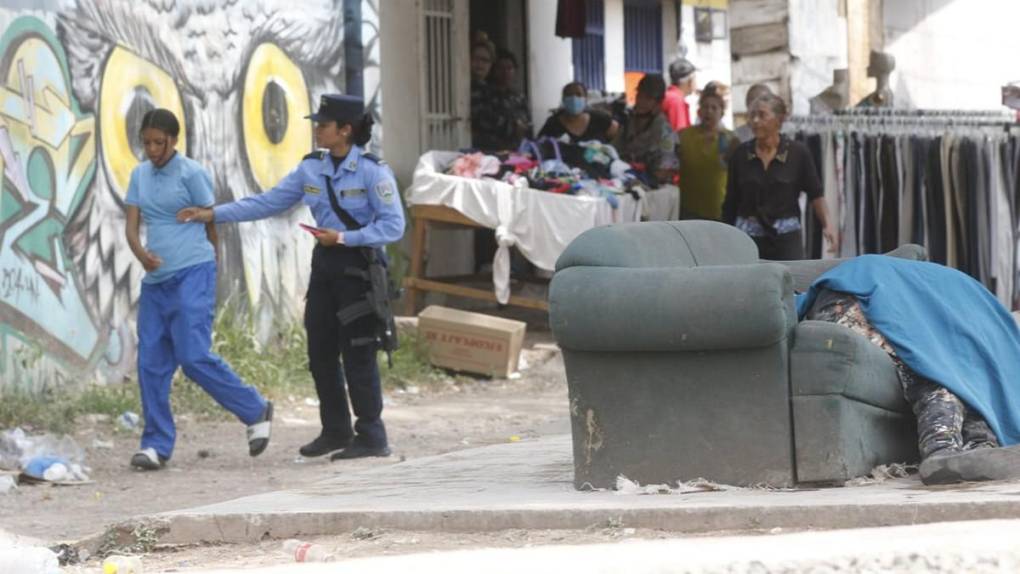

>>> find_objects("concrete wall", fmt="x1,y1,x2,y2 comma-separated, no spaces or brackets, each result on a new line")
0,1,380,391
788,0,847,115
527,0,575,130
884,0,1020,110
380,1,422,189
677,0,734,126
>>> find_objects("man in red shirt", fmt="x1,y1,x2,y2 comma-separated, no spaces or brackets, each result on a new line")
663,58,696,131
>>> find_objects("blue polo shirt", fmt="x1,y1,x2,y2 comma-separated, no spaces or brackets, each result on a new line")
125,154,216,284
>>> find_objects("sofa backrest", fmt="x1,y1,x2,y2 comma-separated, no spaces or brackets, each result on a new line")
555,220,759,271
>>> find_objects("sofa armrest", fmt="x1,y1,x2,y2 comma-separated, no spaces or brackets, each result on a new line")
791,320,908,412
550,263,794,352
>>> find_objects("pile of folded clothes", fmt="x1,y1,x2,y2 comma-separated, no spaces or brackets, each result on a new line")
444,137,654,208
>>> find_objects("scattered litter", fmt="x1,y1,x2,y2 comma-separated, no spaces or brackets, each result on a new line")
406,385,420,395
614,475,674,495
844,462,916,486
517,355,531,371
675,477,743,493
507,372,522,380
622,528,636,536
460,438,471,445
0,474,16,494
92,439,114,450
282,539,331,563
21,456,91,484
116,411,140,431
197,449,212,459
102,554,143,573
0,545,60,574
0,428,88,484
50,543,85,566
351,526,380,540
769,527,783,534
508,435,521,443
303,398,320,407
293,457,307,464
615,475,744,495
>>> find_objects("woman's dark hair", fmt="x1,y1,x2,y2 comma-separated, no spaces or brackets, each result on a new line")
562,81,587,97
495,49,517,68
699,81,729,110
140,108,180,138
348,113,374,147
636,74,667,102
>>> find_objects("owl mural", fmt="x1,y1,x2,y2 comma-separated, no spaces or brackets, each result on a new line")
0,0,381,388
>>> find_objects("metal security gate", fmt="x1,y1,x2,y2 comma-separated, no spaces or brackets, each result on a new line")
420,0,470,151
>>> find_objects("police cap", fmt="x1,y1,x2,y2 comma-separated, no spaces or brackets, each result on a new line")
306,94,364,123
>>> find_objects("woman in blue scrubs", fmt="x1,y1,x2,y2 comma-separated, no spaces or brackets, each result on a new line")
124,109,272,470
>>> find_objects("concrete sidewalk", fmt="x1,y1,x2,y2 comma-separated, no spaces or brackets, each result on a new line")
195,519,1020,573
148,435,1020,545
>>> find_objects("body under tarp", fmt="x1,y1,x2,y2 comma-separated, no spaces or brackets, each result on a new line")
796,254,1020,445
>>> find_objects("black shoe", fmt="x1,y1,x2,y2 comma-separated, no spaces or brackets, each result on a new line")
920,444,1020,485
330,443,392,461
130,448,167,471
299,435,352,458
247,401,273,457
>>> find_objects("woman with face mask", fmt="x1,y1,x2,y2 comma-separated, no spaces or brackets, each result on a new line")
538,82,619,144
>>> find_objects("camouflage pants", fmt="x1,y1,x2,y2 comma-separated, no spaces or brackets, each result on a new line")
807,290,999,459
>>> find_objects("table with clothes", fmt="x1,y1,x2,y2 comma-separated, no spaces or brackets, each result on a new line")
404,143,679,308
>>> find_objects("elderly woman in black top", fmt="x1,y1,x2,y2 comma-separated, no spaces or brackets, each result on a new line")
722,93,838,260
538,81,619,143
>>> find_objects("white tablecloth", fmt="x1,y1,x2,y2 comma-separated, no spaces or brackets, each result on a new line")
405,151,679,303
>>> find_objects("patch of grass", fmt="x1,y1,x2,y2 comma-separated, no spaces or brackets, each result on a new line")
381,332,445,390
0,303,443,432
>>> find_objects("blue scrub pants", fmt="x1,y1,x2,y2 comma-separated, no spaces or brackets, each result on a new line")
136,261,266,459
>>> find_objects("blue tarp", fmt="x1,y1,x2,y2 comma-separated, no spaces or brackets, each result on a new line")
796,255,1020,446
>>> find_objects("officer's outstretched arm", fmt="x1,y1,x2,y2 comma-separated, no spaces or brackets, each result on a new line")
206,167,307,224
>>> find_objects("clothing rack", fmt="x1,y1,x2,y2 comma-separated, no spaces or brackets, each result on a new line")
786,109,1019,132
784,110,1020,309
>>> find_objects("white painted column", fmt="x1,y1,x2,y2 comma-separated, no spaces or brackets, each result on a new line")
604,0,625,93
527,0,574,130
379,1,422,188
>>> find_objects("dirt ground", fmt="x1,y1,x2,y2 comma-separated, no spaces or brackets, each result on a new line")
0,325,570,553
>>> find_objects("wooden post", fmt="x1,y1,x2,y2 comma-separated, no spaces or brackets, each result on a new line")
404,212,428,315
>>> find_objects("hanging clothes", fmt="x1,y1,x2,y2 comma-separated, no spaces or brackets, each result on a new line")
785,111,1020,309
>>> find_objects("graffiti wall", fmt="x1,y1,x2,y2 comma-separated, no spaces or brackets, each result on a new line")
0,0,380,391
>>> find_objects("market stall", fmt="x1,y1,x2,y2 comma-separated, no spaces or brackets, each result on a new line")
403,150,679,312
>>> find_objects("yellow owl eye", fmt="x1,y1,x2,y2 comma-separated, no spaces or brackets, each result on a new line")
241,43,312,191
98,47,187,199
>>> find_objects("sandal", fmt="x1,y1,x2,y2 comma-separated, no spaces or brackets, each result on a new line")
247,401,273,457
130,447,166,471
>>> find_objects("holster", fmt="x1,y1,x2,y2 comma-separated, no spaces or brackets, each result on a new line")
336,248,402,367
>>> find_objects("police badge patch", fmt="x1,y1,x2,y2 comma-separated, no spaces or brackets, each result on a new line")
374,180,395,204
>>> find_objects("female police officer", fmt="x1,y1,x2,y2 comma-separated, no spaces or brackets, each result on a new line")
178,95,405,460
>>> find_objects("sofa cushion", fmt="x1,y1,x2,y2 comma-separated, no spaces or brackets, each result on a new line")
791,320,909,413
550,263,794,352
555,220,758,271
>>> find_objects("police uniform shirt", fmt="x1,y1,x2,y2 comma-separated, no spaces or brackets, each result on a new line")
213,145,405,247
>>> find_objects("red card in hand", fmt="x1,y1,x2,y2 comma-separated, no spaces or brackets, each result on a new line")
299,223,325,235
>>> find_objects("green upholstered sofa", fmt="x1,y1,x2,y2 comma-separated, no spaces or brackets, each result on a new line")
549,220,923,488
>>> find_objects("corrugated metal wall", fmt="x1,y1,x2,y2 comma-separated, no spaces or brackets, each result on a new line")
571,0,605,91
624,1,663,73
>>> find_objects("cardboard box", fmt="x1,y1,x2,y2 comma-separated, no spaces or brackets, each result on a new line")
417,306,526,377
